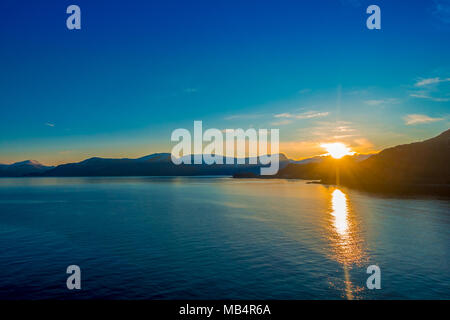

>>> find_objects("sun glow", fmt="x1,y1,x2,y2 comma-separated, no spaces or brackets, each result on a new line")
321,142,355,159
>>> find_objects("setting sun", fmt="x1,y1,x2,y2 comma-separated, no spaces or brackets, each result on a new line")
321,142,355,159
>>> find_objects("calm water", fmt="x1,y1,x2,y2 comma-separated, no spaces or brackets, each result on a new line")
0,177,448,299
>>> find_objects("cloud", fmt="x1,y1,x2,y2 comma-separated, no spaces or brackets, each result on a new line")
364,98,399,106
274,113,292,118
274,111,330,119
415,77,450,87
184,88,198,93
45,122,55,127
404,114,444,125
409,93,450,102
334,125,356,133
271,119,292,126
333,134,356,139
410,76,450,101
294,121,363,149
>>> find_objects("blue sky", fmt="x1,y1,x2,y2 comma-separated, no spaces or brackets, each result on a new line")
0,0,449,164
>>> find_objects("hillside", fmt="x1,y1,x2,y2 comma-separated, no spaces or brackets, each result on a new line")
270,129,450,195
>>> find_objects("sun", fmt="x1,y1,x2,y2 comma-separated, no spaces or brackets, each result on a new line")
321,142,355,159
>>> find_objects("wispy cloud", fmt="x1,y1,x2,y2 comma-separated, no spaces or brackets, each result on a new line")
364,98,399,106
225,110,329,126
414,77,450,87
184,88,198,93
271,119,292,126
404,114,444,125
409,93,450,102
410,76,450,101
45,122,55,127
274,111,329,119
295,121,360,143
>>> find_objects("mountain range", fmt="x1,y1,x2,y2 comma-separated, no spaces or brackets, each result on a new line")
2,129,448,195
0,160,54,177
0,152,375,178
0,154,292,177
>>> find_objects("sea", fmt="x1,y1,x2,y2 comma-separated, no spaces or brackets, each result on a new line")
0,177,448,299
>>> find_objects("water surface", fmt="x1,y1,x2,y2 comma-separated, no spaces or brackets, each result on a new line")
0,177,448,299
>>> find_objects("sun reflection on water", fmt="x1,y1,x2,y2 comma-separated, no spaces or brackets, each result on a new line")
331,189,348,236
328,187,366,300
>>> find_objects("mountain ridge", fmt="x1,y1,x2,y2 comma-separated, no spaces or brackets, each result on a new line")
3,129,448,190
258,129,450,195
0,160,54,177
13,153,292,177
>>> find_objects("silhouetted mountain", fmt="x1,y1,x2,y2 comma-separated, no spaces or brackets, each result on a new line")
136,153,172,162
269,129,450,195
23,153,290,177
289,155,325,165
0,160,54,177
288,153,375,165
353,153,376,162
336,128,450,189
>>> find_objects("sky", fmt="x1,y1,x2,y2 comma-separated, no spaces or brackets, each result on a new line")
0,0,449,165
